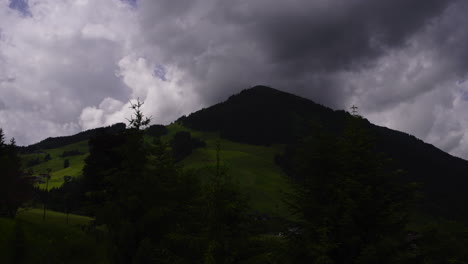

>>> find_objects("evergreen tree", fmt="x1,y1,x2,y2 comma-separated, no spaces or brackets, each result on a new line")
127,98,151,130
0,128,4,145
286,117,416,263
86,101,206,263
203,141,248,264
63,159,70,168
0,130,33,217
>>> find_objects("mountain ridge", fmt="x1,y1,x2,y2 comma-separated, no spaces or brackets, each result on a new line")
179,85,468,221
20,85,468,221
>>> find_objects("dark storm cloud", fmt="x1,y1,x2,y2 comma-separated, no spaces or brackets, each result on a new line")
430,1,468,77
136,0,456,108
247,0,451,72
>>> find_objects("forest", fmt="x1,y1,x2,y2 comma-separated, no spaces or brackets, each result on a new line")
1,87,468,263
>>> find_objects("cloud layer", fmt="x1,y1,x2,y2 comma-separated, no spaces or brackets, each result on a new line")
2,0,468,159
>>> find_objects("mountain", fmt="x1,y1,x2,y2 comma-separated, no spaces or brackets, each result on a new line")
178,85,348,145
20,86,468,222
179,85,468,222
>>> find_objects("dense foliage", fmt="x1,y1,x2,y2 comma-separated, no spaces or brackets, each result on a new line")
284,118,417,263
171,131,206,162
0,129,33,217
146,124,168,138
77,119,251,263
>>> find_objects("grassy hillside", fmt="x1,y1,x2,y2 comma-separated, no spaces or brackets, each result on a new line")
22,141,89,190
165,124,291,217
22,124,291,217
0,209,108,264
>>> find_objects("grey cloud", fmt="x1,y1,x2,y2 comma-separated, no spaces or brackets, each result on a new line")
136,0,455,103
0,77,15,83
51,38,130,105
195,0,452,71
3,0,468,160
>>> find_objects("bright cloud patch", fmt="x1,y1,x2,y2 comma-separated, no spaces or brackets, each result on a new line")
0,0,137,144
79,55,201,130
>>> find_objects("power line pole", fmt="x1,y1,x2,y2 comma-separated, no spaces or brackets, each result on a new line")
42,168,51,221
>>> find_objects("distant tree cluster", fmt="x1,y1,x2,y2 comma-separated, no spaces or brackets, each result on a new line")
24,155,45,167
63,159,70,168
146,124,168,138
170,131,206,162
60,150,84,157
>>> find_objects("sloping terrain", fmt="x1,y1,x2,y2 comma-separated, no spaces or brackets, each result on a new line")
164,124,290,217
22,140,89,190
21,85,468,221
179,85,468,221
23,124,291,217
10,85,468,263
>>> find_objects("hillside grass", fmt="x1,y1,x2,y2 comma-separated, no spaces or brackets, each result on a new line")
165,124,291,217
21,124,292,217
22,141,89,190
0,209,108,264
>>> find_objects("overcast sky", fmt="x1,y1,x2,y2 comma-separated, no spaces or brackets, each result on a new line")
1,0,468,158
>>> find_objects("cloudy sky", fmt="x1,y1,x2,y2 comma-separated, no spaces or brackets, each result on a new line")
1,0,468,158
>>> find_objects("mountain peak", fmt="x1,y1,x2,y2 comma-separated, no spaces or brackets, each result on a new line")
243,85,278,93
234,85,306,101
179,86,344,145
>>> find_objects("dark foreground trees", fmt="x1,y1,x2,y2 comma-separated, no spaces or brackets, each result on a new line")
79,105,426,263
0,129,33,218
285,117,417,263
99,130,204,263
203,142,248,263
80,101,249,263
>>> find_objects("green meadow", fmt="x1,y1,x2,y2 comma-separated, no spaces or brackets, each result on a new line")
0,209,108,264
22,124,291,217
165,124,290,217
22,141,89,190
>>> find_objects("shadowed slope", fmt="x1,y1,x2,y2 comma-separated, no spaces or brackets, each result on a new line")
179,85,468,222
